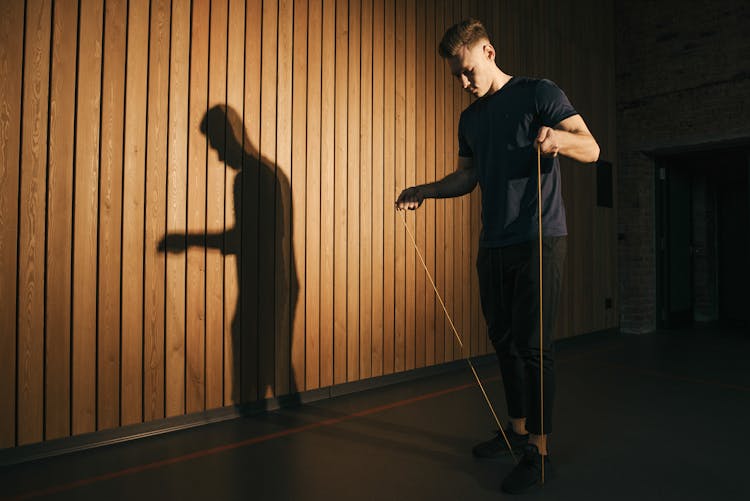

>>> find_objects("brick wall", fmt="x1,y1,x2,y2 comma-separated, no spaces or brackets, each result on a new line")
615,0,750,333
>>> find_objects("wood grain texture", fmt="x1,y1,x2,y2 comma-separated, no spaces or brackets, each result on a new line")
305,0,322,391
333,0,348,385
414,0,425,369
45,0,78,441
17,0,51,446
370,0,385,378
404,0,416,371
424,0,436,367
98,0,126,431
382,0,395,375
347,0,361,382
121,0,149,427
319,0,335,387
143,0,169,423
291,0,308,393
186,0,209,414
393,0,405,373
166,0,190,417
0,0,24,449
71,0,103,436
359,0,373,380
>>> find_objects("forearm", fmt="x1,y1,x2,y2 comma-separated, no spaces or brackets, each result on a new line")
555,129,600,163
420,168,478,199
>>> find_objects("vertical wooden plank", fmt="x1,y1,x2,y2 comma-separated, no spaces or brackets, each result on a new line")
381,0,394,375
143,0,169,422
414,0,425,369
370,0,384,378
424,0,436,367
71,0,102,436
333,0,348,385
346,0,361,382
223,0,245,406
166,0,190,417
186,0,209,413
122,0,149,426
258,0,277,397
98,0,126,430
291,0,308,393
18,0,51,445
319,0,335,387
206,0,227,407
393,0,405,373
359,0,373,380
433,0,445,366
403,0,415,371
241,0,260,402
276,0,293,396
304,0,322,391
46,0,78,441
0,0,24,450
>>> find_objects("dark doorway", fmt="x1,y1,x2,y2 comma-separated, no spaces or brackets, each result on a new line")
656,148,750,329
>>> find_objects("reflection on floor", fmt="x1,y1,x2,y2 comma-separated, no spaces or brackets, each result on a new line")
2,327,749,501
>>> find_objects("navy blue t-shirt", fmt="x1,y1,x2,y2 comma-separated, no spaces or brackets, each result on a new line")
458,77,578,247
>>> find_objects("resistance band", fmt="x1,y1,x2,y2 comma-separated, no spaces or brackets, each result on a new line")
399,210,517,464
536,146,545,485
399,145,547,476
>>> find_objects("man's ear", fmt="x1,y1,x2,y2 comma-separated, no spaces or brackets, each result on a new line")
484,42,496,61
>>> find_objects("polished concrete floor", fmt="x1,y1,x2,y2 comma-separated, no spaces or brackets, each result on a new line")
2,327,749,501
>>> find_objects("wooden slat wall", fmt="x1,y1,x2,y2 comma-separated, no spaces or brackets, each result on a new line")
0,0,616,448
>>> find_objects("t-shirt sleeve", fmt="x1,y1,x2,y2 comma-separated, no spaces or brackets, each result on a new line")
535,79,578,127
457,111,473,157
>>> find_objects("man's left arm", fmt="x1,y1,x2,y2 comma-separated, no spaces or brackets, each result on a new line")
534,114,600,164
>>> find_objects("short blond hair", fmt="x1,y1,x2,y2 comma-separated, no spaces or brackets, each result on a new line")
438,18,490,58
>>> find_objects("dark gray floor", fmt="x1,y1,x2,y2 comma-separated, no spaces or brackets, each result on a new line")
2,327,749,501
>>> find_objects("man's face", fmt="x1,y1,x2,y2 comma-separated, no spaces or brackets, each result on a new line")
447,40,496,97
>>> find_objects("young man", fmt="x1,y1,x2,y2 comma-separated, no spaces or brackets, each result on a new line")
395,19,599,493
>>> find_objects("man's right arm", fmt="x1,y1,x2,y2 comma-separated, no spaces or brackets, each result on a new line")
395,156,477,210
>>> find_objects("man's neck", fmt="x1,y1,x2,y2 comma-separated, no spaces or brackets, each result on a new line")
486,69,513,96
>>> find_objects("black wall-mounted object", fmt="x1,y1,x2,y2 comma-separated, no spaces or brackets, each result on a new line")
596,160,613,208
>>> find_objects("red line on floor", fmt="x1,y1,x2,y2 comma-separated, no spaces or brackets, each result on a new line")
4,375,500,501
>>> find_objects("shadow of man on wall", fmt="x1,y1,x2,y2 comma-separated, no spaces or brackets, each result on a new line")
159,104,299,409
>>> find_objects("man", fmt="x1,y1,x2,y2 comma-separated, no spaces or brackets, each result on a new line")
395,18,599,494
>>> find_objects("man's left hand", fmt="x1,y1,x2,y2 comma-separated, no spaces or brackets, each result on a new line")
534,126,559,157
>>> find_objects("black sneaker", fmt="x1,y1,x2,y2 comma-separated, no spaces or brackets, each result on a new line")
472,424,529,458
500,443,551,494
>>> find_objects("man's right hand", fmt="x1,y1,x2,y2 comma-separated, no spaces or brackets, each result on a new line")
395,186,425,210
